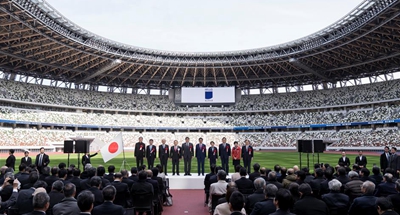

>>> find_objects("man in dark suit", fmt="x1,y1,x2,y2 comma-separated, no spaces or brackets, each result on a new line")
111,173,130,208
348,181,378,215
170,140,181,175
376,197,399,215
158,139,169,175
251,183,278,215
196,137,207,176
375,173,397,197
16,164,30,188
130,171,154,215
121,170,134,189
355,150,367,168
245,178,267,214
204,164,216,205
270,189,296,215
235,167,254,195
219,137,231,174
134,137,146,168
182,137,194,176
390,147,400,178
92,185,125,215
47,180,65,214
21,150,32,166
242,140,253,174
88,176,104,207
35,147,50,174
45,167,60,193
68,168,82,197
129,167,139,182
293,183,329,215
104,165,115,182
249,163,261,182
5,149,16,171
52,183,81,215
381,146,391,173
338,151,351,167
27,192,50,215
77,190,95,215
208,141,218,166
82,150,99,167
229,191,245,215
146,139,157,169
387,179,400,214
16,180,47,214
321,179,350,215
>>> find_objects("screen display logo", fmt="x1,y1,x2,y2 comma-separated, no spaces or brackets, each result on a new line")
205,88,213,100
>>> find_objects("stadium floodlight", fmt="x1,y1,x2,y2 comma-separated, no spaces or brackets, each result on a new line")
76,59,122,84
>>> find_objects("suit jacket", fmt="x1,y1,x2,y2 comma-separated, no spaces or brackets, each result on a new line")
355,155,368,167
249,172,261,182
182,142,194,159
146,178,159,200
25,211,47,215
338,156,351,167
111,181,130,208
158,144,169,161
390,154,400,171
17,172,30,188
219,143,231,159
375,181,397,197
48,190,65,213
130,180,154,197
270,209,296,215
134,142,146,158
250,198,276,215
245,189,265,214
45,175,60,193
121,177,134,189
196,143,207,160
68,176,82,196
15,187,35,214
381,152,391,171
170,145,182,159
92,201,125,215
242,145,253,160
52,197,81,215
348,195,379,215
235,177,254,194
88,187,104,207
321,191,350,215
208,146,218,160
293,195,329,215
146,145,157,160
387,193,400,214
35,153,50,167
204,172,215,192
20,156,32,166
82,153,97,166
5,154,15,170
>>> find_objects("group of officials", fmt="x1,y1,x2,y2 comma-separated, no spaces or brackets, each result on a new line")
6,147,50,173
134,137,254,176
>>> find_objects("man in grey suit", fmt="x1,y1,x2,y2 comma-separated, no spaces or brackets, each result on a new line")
53,183,81,215
182,137,194,176
390,147,400,177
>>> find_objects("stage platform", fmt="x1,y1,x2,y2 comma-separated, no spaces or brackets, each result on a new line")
166,173,233,189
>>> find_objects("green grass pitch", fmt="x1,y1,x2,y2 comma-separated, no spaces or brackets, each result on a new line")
3,151,381,173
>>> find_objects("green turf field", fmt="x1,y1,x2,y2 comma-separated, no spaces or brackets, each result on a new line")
3,151,381,173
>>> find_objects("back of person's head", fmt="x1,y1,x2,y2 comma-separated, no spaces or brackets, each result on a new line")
301,167,309,174
296,170,306,181
338,167,346,176
324,167,334,179
372,166,381,175
131,167,138,174
33,180,48,189
77,191,94,212
229,191,245,211
225,186,238,202
210,164,217,173
376,197,393,212
121,170,128,177
280,167,287,175
52,180,64,192
156,164,163,173
73,168,81,177
138,171,147,180
217,170,227,181
396,179,400,192
58,162,66,169
63,183,76,198
328,179,342,191
348,170,359,179
84,164,92,171
58,169,67,179
151,167,159,177
114,173,122,179
264,184,278,198
9,149,14,154
4,172,14,181
385,168,395,176
33,192,50,210
67,167,73,176
29,171,39,184
274,164,281,172
315,168,324,178
42,166,50,175
298,183,312,196
361,168,370,177
274,188,293,211
287,168,294,175
235,165,242,173
384,173,394,183
253,163,260,172
19,164,26,172
97,166,106,176
146,170,153,177
51,167,59,176
108,165,115,173
288,183,299,197
90,176,102,187
362,181,375,194
314,163,321,170
102,185,116,201
239,167,247,176
268,171,277,181
254,178,266,190
87,167,97,178
260,167,266,175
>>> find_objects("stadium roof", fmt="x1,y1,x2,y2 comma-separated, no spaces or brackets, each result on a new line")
0,0,399,89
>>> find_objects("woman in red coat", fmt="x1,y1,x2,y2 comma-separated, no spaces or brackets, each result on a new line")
232,141,241,170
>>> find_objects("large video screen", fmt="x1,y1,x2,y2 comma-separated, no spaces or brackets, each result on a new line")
181,87,235,103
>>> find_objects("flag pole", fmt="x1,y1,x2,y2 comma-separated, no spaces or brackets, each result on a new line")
120,133,131,171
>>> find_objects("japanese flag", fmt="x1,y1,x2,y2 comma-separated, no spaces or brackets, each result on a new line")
100,133,123,163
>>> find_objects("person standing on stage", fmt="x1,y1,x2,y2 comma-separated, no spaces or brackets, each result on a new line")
35,147,50,174
159,139,169,175
146,139,157,169
170,140,181,176
196,137,207,176
82,150,100,167
232,141,241,170
182,137,194,176
21,150,32,166
208,141,218,166
219,137,231,174
5,149,16,171
134,137,146,168
242,140,253,173
380,146,391,173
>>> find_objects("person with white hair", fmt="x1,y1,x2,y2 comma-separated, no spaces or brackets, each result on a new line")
348,181,377,215
321,179,350,215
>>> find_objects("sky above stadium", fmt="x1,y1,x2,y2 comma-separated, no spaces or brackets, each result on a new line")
46,0,363,52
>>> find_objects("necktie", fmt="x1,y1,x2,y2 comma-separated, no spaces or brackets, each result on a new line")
39,154,43,166
387,153,389,161
175,147,177,152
